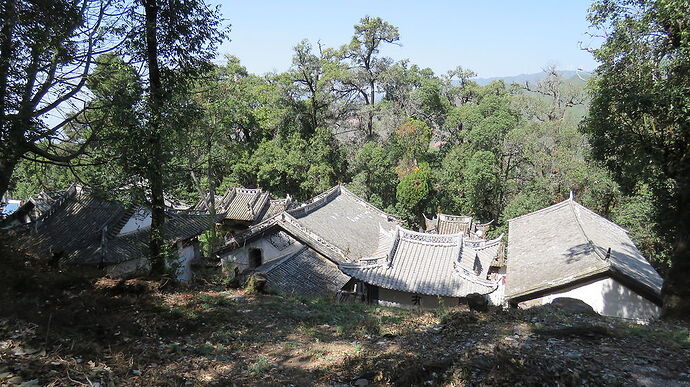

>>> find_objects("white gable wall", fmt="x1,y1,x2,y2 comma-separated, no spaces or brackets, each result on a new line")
529,276,660,321
106,241,200,283
377,287,461,309
221,231,304,272
119,208,152,234
174,242,197,283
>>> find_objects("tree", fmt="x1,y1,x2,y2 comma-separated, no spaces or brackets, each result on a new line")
348,141,399,209
338,16,400,137
585,0,690,319
0,0,123,200
85,0,226,274
396,162,433,225
290,40,337,135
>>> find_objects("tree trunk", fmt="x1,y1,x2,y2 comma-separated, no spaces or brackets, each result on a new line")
143,0,166,275
0,149,20,201
367,80,375,137
206,135,217,258
661,192,690,321
0,0,17,200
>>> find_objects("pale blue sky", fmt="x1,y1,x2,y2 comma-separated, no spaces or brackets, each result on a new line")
209,1,600,78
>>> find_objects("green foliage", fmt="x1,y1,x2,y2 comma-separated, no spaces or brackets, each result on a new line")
586,0,690,316
586,0,690,207
612,184,673,273
393,118,432,163
463,151,500,221
348,141,399,209
248,128,345,200
248,355,272,374
7,159,75,200
396,162,433,224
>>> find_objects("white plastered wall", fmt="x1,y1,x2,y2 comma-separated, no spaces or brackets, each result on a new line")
174,243,197,283
377,287,461,309
538,277,660,321
118,207,152,235
106,241,199,283
220,231,304,272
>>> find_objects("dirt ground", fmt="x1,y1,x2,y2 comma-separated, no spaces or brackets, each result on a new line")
1,243,689,386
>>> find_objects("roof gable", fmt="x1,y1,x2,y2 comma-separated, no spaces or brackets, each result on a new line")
505,198,663,301
196,187,271,222
220,185,400,264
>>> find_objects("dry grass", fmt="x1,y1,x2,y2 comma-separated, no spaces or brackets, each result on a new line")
1,239,689,386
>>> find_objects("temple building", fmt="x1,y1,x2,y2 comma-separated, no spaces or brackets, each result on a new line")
217,185,505,306
194,187,295,231
6,184,218,282
505,195,664,321
217,185,400,297
424,213,493,239
340,228,503,308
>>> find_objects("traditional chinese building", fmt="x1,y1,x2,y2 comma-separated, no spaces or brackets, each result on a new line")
505,195,664,321
424,213,493,239
216,184,400,297
340,228,504,308
194,187,295,231
8,184,218,281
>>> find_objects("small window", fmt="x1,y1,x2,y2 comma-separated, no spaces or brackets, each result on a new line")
248,248,263,269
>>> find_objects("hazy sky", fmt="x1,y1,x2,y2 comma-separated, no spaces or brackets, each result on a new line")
209,1,600,78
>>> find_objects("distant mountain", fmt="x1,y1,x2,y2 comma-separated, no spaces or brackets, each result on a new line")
474,70,589,86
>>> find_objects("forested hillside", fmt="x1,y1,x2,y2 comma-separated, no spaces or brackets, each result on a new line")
5,16,672,275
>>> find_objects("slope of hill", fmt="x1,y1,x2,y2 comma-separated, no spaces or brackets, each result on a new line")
475,70,591,86
1,237,688,386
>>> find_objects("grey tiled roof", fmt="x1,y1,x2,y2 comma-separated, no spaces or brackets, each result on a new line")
195,188,271,222
221,185,400,264
437,214,473,234
100,210,219,265
341,228,500,297
505,198,663,301
259,247,351,298
19,187,128,264
255,198,295,223
424,213,493,239
287,185,399,261
18,187,217,267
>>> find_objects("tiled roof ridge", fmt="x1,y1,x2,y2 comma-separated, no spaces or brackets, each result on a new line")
571,199,629,234
260,246,308,275
220,189,237,211
474,219,494,227
452,260,501,288
466,234,504,250
105,206,137,238
167,208,213,216
251,192,271,219
276,212,348,262
568,200,612,264
398,227,463,246
33,183,80,226
507,198,571,223
234,187,263,194
287,185,341,217
339,184,400,222
438,213,473,222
